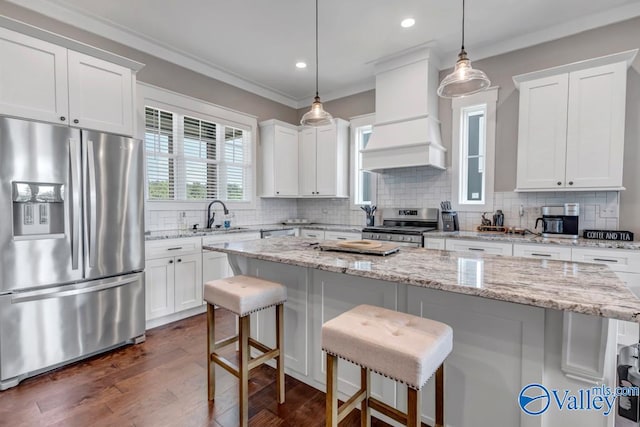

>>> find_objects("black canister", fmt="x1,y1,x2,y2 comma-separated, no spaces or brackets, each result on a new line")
493,210,504,227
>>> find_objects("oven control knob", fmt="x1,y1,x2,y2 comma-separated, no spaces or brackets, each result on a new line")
401,236,406,241
375,234,380,239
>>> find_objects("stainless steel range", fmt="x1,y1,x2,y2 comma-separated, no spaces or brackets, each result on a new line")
362,208,439,247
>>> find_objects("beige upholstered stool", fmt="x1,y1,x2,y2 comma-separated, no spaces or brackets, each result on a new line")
322,304,453,427
204,275,287,427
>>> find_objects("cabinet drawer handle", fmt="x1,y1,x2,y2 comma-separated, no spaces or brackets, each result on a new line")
593,258,618,263
307,234,318,237
531,253,552,257
167,247,183,251
336,237,347,240
468,247,485,251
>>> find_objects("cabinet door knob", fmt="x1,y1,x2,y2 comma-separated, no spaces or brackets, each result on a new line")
168,260,174,264
73,119,79,124
60,116,66,122
568,181,574,185
276,191,279,194
557,181,562,186
177,258,182,263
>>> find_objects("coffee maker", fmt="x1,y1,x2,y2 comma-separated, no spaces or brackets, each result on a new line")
535,203,579,239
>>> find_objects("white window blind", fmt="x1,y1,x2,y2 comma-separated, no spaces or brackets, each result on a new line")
144,106,253,203
145,107,175,200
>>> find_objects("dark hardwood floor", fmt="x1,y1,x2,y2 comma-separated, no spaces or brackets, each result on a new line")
0,309,409,427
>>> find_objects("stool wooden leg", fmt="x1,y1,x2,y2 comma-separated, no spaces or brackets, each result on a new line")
276,303,285,404
238,315,250,427
326,353,338,427
435,364,444,427
407,387,421,427
360,367,370,427
207,304,216,401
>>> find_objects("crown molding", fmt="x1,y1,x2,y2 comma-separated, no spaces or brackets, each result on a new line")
438,2,640,67
6,0,301,108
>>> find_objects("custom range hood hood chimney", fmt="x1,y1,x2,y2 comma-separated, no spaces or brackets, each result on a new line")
362,47,446,172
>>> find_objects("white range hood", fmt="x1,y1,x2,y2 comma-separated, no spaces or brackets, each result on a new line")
362,47,446,172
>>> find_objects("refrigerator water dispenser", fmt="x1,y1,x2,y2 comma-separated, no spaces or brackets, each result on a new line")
12,182,64,237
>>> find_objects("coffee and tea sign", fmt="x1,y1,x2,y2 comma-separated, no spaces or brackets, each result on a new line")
583,229,634,241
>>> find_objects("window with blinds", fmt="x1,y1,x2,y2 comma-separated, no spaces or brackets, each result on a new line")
144,106,252,202
145,107,175,200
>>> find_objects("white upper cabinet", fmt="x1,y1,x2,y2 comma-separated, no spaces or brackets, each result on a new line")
0,28,69,124
262,119,349,198
299,119,349,197
564,62,627,189
259,120,299,197
299,127,317,196
67,51,133,136
0,26,140,136
516,74,569,190
514,50,636,191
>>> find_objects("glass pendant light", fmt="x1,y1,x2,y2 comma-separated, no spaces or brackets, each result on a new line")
437,0,490,98
301,0,333,126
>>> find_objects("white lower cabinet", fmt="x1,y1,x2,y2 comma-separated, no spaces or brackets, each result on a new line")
300,229,325,239
145,257,176,320
202,251,231,284
145,238,203,326
423,237,445,250
572,247,640,348
444,239,513,256
201,232,261,293
513,243,572,260
173,253,203,312
324,231,361,241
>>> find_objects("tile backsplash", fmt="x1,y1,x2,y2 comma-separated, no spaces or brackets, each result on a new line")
145,165,620,233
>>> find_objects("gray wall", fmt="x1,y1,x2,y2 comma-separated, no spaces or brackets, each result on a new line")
0,2,298,124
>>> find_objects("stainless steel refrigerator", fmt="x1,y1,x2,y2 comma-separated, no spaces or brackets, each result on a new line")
0,116,145,390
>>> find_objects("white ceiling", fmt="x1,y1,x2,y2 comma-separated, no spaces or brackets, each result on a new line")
9,0,640,107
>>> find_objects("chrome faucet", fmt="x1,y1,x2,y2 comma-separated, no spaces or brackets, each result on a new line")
207,200,229,228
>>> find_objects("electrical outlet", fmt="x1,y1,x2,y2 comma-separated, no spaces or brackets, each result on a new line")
519,204,524,217
598,206,618,218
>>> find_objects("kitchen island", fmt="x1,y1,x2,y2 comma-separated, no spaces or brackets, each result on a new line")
204,237,640,427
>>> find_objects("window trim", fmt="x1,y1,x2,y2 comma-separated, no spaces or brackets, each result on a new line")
349,113,377,210
138,82,257,210
450,87,498,213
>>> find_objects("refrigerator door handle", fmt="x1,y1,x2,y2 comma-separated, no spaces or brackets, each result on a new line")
10,274,140,304
86,139,97,268
69,138,81,270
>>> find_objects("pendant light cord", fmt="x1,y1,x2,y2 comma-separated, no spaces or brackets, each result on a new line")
315,0,319,98
461,0,465,51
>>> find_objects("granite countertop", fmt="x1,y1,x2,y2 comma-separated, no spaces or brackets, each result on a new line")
426,230,640,250
145,223,362,241
204,237,640,322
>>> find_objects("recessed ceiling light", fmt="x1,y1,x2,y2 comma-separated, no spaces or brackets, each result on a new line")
296,62,307,69
401,18,415,28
